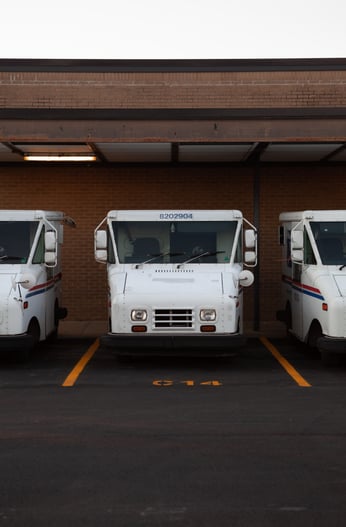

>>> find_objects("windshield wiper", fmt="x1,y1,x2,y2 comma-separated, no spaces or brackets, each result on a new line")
179,250,225,265
339,264,346,270
139,252,185,265
0,255,25,262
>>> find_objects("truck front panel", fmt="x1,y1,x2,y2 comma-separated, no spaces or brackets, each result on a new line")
96,210,256,355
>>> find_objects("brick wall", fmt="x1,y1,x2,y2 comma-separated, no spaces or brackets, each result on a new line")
1,70,346,109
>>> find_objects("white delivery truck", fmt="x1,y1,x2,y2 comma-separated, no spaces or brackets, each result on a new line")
94,210,257,356
277,210,346,361
0,210,74,354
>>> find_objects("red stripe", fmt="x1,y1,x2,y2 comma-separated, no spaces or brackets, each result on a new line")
283,275,321,295
28,272,62,292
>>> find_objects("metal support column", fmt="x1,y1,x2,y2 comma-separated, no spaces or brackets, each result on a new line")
253,164,261,331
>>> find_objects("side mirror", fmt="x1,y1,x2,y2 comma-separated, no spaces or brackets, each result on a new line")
95,230,108,263
245,229,256,249
291,230,303,250
44,251,57,266
291,230,304,263
45,231,57,251
245,251,256,265
239,270,254,287
95,230,107,250
44,231,57,267
244,229,257,267
14,273,37,290
95,250,107,263
292,249,303,263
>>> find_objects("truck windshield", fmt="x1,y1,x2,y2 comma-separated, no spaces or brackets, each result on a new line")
310,221,346,265
111,221,240,264
0,221,39,264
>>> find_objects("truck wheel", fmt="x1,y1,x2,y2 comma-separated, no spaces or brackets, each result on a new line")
307,321,336,364
15,319,40,362
307,320,322,349
48,301,61,341
28,319,40,348
284,304,292,335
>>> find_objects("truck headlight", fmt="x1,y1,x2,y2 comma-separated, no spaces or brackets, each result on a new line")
200,309,216,321
131,309,148,321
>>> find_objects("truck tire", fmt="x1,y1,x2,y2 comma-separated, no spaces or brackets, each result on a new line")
28,319,40,348
307,320,322,349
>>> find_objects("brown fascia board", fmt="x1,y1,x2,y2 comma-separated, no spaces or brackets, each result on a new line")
1,108,346,121
1,58,346,72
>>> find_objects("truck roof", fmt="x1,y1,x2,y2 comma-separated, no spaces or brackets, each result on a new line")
280,210,346,222
106,210,243,221
0,210,65,221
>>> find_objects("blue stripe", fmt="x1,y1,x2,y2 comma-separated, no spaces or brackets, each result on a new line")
291,283,324,300
283,276,325,301
26,283,55,298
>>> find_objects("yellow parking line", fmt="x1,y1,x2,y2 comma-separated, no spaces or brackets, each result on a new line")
259,335,312,387
62,338,100,387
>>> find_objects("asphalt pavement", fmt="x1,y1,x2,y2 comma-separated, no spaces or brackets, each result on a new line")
1,334,346,526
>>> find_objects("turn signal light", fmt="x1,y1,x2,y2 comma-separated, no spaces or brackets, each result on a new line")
132,326,147,332
322,303,328,311
200,325,216,332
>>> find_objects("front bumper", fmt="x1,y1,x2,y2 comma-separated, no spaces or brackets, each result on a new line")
100,332,246,356
0,333,35,352
317,336,346,354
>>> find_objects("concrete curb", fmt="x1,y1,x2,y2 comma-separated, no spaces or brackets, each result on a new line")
58,320,286,339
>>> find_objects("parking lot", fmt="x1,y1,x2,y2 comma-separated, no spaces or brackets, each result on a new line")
1,335,346,526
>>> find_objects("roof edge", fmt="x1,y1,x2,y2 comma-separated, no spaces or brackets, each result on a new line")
1,58,346,73
1,107,346,120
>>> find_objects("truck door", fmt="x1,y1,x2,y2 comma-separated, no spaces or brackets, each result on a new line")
289,226,306,340
291,227,317,341
291,261,303,338
32,226,55,336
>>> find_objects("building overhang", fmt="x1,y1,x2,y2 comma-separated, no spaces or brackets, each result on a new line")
1,59,346,165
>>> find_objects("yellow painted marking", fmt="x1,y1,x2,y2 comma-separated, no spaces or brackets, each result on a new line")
200,380,223,386
152,379,174,386
62,338,99,387
260,336,311,387
180,380,195,386
152,379,223,387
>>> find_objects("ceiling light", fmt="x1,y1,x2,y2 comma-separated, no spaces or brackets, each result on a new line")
24,154,97,162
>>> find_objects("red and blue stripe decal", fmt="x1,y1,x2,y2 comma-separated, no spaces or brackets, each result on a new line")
26,273,62,299
282,275,325,301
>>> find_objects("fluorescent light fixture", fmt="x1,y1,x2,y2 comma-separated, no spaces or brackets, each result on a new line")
24,154,97,162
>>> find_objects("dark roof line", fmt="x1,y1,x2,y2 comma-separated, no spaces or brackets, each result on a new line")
1,107,346,120
1,58,346,73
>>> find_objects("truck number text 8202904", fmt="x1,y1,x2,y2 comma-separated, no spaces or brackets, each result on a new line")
159,213,194,219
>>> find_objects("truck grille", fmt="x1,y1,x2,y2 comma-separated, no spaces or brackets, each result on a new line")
154,309,194,329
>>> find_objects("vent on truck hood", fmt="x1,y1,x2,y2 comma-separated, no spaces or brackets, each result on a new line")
155,269,194,273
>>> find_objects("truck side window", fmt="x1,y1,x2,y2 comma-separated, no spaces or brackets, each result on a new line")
107,229,115,264
234,234,242,263
32,227,45,264
287,231,292,268
304,228,316,264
